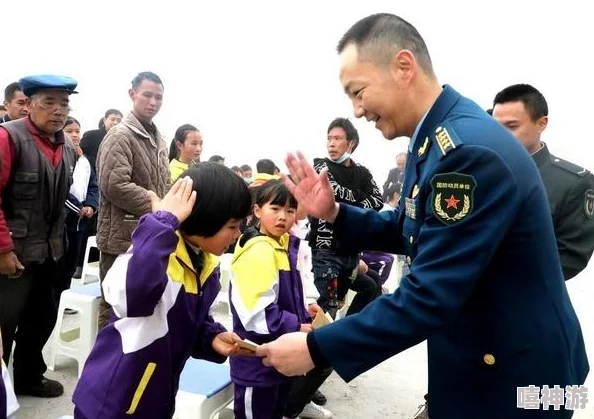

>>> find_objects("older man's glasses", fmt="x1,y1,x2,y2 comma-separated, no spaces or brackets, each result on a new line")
36,100,71,113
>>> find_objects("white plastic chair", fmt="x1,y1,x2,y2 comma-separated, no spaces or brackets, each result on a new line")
78,235,99,285
47,282,102,377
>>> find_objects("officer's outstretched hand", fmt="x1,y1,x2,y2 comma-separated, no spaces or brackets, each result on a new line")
256,332,315,376
148,176,197,223
283,152,339,223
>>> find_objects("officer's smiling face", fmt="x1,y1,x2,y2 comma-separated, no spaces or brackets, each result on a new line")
339,43,415,140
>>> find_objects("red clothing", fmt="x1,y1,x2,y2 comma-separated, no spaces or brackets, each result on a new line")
0,117,65,253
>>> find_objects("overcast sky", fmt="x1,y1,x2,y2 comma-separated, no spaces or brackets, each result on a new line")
2,0,593,184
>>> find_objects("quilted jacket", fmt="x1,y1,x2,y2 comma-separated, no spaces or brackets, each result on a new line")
96,112,170,255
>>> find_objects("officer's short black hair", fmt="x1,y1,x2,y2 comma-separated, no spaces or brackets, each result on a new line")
4,82,22,102
178,162,251,237
337,13,434,77
131,72,163,90
256,159,276,175
493,84,548,121
327,117,360,153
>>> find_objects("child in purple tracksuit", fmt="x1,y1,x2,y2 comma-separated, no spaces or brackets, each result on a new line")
73,163,252,418
230,180,311,419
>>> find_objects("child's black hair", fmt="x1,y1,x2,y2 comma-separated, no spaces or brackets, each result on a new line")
179,162,251,237
248,180,297,228
168,123,200,161
64,116,80,128
240,180,298,245
254,179,297,209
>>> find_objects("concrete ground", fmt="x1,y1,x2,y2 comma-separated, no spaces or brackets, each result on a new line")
9,267,594,419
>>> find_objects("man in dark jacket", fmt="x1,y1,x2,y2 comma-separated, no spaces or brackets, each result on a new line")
1,82,29,124
74,109,122,278
382,151,406,199
492,84,594,280
0,74,78,398
80,109,122,173
309,117,384,318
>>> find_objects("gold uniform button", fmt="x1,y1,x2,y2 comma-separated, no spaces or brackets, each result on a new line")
406,256,412,265
409,236,414,244
483,354,496,365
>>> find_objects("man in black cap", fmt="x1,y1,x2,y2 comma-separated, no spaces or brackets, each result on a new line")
492,84,594,280
0,74,78,398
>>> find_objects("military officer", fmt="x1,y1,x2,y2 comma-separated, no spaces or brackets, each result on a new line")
255,13,588,419
492,84,594,280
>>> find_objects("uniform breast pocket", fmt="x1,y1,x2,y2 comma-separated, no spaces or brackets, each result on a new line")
12,172,39,200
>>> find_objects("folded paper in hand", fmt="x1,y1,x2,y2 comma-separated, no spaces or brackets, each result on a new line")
236,338,260,352
312,310,334,329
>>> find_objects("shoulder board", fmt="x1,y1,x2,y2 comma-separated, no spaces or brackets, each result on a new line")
550,156,590,177
432,123,464,160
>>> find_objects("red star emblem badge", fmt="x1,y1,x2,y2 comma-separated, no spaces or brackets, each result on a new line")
444,194,460,209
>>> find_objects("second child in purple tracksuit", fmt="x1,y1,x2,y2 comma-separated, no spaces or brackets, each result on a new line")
230,180,311,419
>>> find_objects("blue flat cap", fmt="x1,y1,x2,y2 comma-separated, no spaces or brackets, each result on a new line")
18,74,78,97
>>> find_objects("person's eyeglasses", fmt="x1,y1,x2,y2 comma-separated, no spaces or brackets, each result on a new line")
37,101,71,113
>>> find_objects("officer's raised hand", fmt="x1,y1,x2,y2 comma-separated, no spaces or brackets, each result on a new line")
283,151,339,222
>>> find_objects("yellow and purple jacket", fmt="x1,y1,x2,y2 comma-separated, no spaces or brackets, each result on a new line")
229,229,311,386
73,211,226,418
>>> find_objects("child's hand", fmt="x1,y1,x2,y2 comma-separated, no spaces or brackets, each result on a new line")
81,206,94,218
213,332,256,357
148,176,197,223
307,303,322,317
299,323,313,333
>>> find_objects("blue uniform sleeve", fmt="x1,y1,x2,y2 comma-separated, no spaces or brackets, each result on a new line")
311,146,521,382
331,204,404,254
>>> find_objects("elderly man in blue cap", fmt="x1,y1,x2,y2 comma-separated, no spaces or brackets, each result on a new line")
0,74,78,398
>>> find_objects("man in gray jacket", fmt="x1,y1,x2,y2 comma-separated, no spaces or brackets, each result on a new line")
96,71,170,328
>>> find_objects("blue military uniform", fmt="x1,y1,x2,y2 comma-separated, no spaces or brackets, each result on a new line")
308,85,588,418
